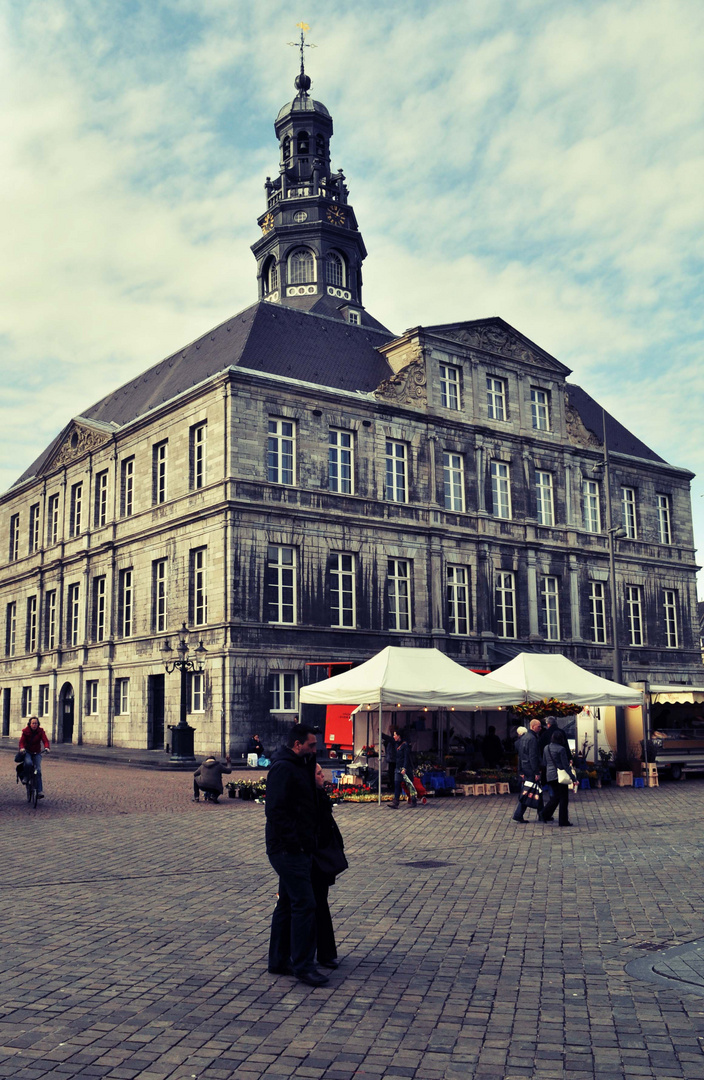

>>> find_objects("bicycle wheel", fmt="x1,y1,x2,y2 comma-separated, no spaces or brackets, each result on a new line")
32,780,39,808
26,774,33,804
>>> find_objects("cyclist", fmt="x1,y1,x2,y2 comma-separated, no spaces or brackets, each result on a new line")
18,716,50,799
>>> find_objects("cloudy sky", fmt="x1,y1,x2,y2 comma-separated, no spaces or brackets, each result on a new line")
2,0,704,588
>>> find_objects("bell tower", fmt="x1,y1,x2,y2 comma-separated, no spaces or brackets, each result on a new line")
251,24,368,323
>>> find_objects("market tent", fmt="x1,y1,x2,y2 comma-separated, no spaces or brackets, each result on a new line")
484,653,643,706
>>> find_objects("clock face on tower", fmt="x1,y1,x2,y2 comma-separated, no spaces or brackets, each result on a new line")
326,205,346,227
261,212,274,234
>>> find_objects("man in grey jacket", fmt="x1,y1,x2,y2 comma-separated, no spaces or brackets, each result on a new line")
512,719,543,823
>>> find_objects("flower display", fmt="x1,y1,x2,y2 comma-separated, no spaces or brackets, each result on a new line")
510,699,581,720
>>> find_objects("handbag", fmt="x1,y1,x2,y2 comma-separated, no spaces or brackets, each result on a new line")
312,842,349,877
549,746,573,785
520,779,542,808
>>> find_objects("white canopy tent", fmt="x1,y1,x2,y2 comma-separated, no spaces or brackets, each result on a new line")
484,653,643,706
299,646,522,803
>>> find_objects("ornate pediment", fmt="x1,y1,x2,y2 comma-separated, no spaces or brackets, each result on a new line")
44,419,115,473
564,395,601,449
374,356,427,406
436,321,568,374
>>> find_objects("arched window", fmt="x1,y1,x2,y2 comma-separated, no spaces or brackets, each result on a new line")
297,131,309,155
263,257,278,294
282,136,291,162
289,248,315,284
315,134,326,158
326,252,345,288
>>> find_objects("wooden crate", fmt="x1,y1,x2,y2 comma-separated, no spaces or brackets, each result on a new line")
484,783,497,795
616,771,633,787
470,784,486,796
647,775,659,787
497,782,510,795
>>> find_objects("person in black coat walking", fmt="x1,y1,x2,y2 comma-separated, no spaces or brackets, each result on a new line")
265,724,330,987
513,719,543,823
311,763,346,969
542,731,577,826
387,730,416,809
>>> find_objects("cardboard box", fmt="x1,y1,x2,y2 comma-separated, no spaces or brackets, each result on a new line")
497,782,510,795
470,784,485,796
484,783,497,795
616,771,633,787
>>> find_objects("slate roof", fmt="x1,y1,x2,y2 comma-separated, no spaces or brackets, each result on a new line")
566,383,665,463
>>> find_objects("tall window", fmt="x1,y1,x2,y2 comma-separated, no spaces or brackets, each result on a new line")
92,576,107,642
264,257,278,294
439,364,460,410
153,559,168,633
190,422,207,490
588,582,607,644
67,583,81,647
531,388,550,431
657,494,672,545
70,483,83,537
47,494,60,545
9,513,19,561
38,684,49,718
5,601,16,656
267,419,295,485
21,687,32,718
93,470,108,528
495,571,516,638
190,672,205,712
153,442,168,504
190,548,207,627
86,681,99,715
535,471,555,526
491,461,511,519
443,452,465,512
119,569,133,637
328,429,354,494
121,457,135,517
626,585,643,646
387,559,411,631
266,545,296,624
330,554,355,628
621,487,637,539
447,565,470,635
26,595,37,653
664,590,678,648
271,672,298,712
541,577,560,641
326,252,345,287
582,480,601,533
486,376,507,420
28,504,40,554
115,678,130,715
44,590,56,650
385,440,408,503
289,248,315,284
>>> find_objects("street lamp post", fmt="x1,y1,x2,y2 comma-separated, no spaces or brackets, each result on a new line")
161,623,207,764
602,409,628,762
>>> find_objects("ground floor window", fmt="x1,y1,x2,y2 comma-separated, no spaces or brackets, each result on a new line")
270,672,298,712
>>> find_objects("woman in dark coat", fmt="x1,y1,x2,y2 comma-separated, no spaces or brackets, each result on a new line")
542,731,577,826
312,764,347,968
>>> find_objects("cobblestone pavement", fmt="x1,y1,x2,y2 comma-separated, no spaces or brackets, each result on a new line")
4,760,704,1080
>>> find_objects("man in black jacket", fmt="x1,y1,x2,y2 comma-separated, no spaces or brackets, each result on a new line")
265,723,329,987
513,719,543,823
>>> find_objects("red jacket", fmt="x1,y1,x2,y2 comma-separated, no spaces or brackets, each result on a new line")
19,725,50,754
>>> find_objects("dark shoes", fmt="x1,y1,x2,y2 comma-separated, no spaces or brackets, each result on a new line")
268,964,294,976
512,815,525,823
37,793,45,800
559,822,573,827
318,957,340,969
296,968,329,987
387,801,399,809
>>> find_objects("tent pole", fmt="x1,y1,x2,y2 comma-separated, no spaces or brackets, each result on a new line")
378,703,383,806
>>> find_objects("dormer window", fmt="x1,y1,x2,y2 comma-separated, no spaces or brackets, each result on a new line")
297,131,309,155
289,248,316,284
326,252,345,288
347,310,360,325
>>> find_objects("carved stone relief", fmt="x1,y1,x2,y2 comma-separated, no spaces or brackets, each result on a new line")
52,425,111,469
374,357,427,406
564,396,602,449
440,324,553,369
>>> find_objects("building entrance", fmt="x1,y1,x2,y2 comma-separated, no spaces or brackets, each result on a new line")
59,683,75,743
148,674,165,749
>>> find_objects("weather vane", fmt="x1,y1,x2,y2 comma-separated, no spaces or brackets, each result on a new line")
288,21,317,86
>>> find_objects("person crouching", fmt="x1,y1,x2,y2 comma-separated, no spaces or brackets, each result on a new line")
193,754,232,803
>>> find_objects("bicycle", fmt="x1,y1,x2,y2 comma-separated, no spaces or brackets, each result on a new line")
18,748,48,808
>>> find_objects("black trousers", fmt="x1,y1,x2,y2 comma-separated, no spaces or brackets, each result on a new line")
311,867,337,964
542,782,570,825
267,851,317,975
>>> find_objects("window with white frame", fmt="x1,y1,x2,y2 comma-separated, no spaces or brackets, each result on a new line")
326,252,345,287
531,388,550,431
270,671,298,712
347,310,360,325
70,483,83,537
664,589,679,648
190,548,208,627
190,422,207,490
67,583,81,647
387,559,411,631
21,686,32,718
92,576,106,642
47,494,60,545
86,681,99,715
26,595,37,653
266,545,296,624
330,553,356,628
582,480,601,533
657,494,672,545
289,248,315,284
9,513,19,561
447,565,470,635
491,461,512,519
439,364,461,410
94,471,109,528
486,376,507,421
267,419,295,485
385,440,408,503
535,471,555,526
38,684,49,718
153,441,168,504
328,429,354,494
121,457,134,517
5,601,16,657
28,503,40,554
115,678,130,715
44,591,56,650
190,672,205,712
626,585,643,646
495,571,516,638
541,576,560,641
153,559,167,633
588,582,607,644
443,452,465,512
119,568,133,637
621,487,637,539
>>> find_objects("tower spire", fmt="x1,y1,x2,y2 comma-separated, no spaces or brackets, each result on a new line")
288,21,316,94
